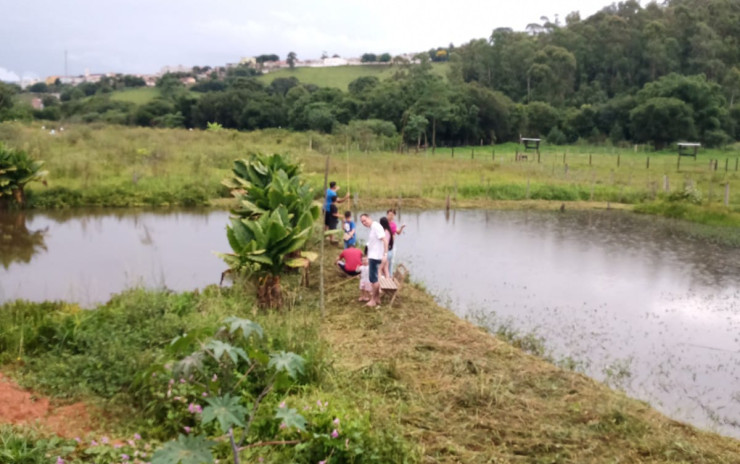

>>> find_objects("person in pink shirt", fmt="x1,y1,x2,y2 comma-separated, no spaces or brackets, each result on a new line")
385,209,405,277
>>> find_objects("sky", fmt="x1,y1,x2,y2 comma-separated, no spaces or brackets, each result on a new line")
0,0,615,82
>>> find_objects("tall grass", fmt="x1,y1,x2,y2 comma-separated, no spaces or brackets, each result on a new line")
2,122,740,226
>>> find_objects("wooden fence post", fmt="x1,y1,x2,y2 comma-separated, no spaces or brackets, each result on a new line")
725,183,730,207
320,155,329,319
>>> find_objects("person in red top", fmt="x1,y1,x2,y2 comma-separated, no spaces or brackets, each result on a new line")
336,245,362,276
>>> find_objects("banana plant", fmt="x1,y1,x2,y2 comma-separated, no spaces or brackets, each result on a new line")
222,153,317,227
220,154,319,308
219,205,316,308
0,144,48,208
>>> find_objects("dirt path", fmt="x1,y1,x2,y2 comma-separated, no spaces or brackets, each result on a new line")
0,372,95,438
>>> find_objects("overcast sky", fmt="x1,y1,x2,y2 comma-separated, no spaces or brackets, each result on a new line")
1,0,615,82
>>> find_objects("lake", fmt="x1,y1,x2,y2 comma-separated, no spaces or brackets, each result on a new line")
1,208,739,437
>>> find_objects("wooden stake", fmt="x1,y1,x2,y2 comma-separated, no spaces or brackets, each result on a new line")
725,183,730,207
320,155,329,319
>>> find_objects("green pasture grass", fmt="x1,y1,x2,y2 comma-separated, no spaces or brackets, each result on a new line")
259,62,450,90
2,121,740,229
109,87,161,104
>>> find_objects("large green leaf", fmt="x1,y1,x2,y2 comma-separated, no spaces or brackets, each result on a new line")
223,316,264,340
173,351,205,378
204,340,249,364
152,434,215,464
268,351,305,379
202,394,247,433
275,406,307,432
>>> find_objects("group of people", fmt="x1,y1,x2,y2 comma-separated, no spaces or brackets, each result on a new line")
325,181,405,308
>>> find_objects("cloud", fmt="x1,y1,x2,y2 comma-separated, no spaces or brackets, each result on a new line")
0,67,20,82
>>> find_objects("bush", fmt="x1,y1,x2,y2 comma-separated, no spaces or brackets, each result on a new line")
546,126,567,145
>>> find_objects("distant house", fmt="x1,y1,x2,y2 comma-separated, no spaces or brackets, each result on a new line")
322,57,348,67
159,65,190,76
240,57,257,66
85,74,104,83
180,76,196,85
31,98,44,110
262,60,283,69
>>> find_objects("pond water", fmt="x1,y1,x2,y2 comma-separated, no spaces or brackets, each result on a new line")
1,208,739,438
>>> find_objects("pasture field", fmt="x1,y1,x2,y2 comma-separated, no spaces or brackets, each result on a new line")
108,86,162,104
2,121,740,229
258,62,450,90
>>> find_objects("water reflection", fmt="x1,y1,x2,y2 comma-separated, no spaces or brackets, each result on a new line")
0,211,47,269
0,208,230,306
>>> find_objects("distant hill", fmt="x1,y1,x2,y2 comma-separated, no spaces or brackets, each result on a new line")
258,62,450,90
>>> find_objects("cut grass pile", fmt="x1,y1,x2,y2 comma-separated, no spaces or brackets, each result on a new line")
317,251,740,463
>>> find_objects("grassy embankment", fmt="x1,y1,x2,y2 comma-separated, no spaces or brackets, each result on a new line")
3,122,740,229
2,241,740,462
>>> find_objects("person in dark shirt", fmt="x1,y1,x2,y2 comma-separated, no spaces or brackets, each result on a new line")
326,196,340,245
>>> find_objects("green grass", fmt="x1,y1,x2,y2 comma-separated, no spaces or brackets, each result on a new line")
2,121,740,229
0,265,416,462
109,87,161,104
259,62,450,90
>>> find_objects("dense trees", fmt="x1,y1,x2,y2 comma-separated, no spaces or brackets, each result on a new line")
7,0,740,149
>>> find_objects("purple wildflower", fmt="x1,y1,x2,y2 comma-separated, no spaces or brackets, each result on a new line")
134,433,142,440
183,426,191,434
121,454,129,461
333,418,340,425
331,429,339,439
279,401,286,408
56,457,64,464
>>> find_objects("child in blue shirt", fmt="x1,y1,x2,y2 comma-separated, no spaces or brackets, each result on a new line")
342,211,356,249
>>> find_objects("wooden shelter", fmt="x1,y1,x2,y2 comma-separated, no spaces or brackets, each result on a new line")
517,137,541,161
677,142,700,159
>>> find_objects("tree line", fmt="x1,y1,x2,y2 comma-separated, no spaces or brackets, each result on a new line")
2,0,740,149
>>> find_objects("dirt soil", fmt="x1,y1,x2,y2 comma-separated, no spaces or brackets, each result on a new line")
0,372,94,438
